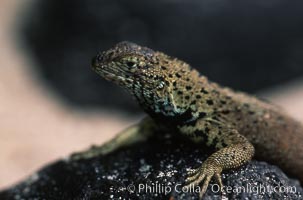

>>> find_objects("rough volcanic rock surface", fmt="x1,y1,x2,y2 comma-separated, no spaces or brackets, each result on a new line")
1,134,302,200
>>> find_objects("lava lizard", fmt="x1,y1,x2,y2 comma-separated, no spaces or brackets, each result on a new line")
71,41,303,199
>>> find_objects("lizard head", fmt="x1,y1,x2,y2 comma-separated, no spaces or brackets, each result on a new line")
92,41,200,118
92,41,155,88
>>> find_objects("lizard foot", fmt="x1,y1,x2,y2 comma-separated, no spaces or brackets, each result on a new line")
183,160,223,199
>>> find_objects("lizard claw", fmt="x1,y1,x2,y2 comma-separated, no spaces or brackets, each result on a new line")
183,160,223,199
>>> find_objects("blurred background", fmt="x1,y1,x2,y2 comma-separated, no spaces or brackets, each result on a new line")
1,0,303,190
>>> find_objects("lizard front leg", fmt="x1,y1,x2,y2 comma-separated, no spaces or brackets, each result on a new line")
181,119,255,199
70,117,156,160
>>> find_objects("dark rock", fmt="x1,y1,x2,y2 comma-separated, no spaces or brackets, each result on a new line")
1,134,302,200
19,0,303,113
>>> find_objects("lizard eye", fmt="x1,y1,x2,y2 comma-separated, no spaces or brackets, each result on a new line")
126,61,136,68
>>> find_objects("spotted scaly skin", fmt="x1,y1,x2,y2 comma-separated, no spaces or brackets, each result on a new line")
73,41,303,199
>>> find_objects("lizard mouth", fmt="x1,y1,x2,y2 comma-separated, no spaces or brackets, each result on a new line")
91,49,138,87
92,61,134,86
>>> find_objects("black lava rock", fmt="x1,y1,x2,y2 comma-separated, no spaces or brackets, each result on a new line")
19,0,303,113
1,134,302,200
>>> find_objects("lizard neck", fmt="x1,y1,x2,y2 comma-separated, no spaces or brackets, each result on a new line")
133,69,217,126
